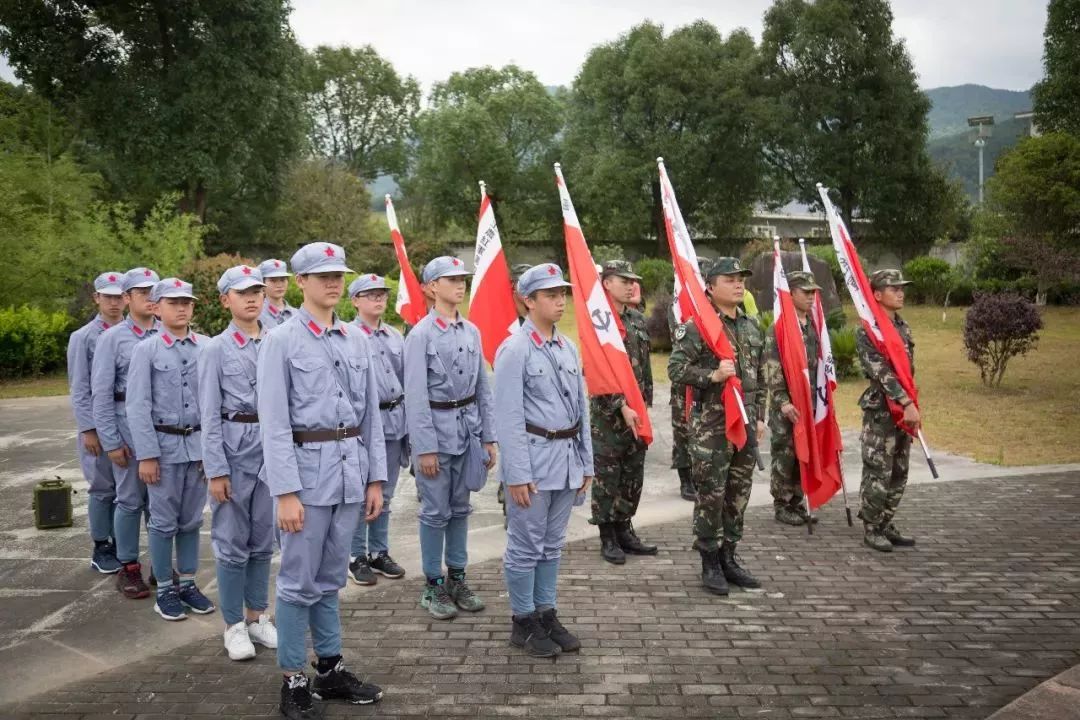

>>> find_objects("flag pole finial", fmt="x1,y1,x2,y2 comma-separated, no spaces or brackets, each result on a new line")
384,193,392,202
656,156,664,164
553,162,562,170
478,180,486,198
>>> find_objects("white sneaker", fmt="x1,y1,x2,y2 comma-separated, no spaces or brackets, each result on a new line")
223,621,256,661
247,614,278,649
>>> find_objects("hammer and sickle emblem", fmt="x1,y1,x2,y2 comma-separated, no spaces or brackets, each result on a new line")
591,308,612,332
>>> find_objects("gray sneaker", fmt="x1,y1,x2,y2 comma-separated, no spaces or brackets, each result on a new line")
420,580,458,621
447,573,485,612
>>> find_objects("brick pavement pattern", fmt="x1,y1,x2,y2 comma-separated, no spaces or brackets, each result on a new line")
10,472,1080,719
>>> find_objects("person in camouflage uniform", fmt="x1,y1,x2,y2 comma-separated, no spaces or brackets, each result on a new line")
857,269,919,553
668,257,711,503
668,257,766,595
763,271,822,526
591,260,655,564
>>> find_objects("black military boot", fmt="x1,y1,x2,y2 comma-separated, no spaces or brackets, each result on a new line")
510,612,562,657
719,541,761,589
599,523,626,565
863,523,893,552
539,608,581,652
699,548,729,596
678,467,696,502
615,521,658,555
882,522,916,547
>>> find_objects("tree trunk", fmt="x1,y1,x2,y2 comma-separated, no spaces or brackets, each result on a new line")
179,181,208,224
652,178,666,258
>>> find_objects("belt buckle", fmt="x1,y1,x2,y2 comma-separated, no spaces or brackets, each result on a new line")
182,426,193,436
335,426,347,441
546,429,557,440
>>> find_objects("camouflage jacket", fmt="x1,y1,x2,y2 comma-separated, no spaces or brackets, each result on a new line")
763,315,820,419
855,313,915,411
668,305,689,410
668,308,766,441
590,305,653,444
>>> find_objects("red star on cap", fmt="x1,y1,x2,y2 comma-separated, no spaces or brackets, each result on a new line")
451,258,460,266
173,280,182,287
370,274,377,281
143,269,152,277
108,275,117,282
274,260,281,268
548,265,557,276
241,266,252,275
324,246,335,257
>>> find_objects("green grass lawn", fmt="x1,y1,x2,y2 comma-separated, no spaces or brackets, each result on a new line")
0,370,69,399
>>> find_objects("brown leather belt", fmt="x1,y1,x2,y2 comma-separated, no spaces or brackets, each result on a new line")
379,395,405,410
154,424,201,436
114,392,125,402
222,413,259,423
292,426,361,444
429,394,476,410
525,422,580,440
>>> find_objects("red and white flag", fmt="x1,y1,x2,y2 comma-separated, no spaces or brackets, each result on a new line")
773,241,841,509
385,195,426,327
470,182,517,365
555,163,652,445
798,238,845,468
817,184,920,435
657,157,748,449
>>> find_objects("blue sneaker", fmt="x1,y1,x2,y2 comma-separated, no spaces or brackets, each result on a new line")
154,587,187,621
178,583,216,615
90,540,122,574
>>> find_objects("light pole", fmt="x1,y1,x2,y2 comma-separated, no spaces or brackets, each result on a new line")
967,115,994,204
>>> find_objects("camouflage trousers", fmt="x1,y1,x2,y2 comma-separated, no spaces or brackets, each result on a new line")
769,416,805,510
690,439,756,551
858,407,911,526
590,441,647,525
670,384,691,470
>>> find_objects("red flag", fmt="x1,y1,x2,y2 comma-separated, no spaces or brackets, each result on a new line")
657,158,748,449
385,195,426,327
470,182,517,365
817,185,919,436
555,163,652,445
799,239,845,472
773,242,841,509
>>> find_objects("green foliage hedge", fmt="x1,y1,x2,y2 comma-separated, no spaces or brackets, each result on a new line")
0,306,75,379
634,258,674,297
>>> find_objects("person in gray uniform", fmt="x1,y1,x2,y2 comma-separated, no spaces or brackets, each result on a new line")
126,278,215,622
199,264,278,660
68,271,127,574
403,256,497,621
258,258,295,328
257,241,387,718
91,267,160,599
495,263,593,658
346,273,409,586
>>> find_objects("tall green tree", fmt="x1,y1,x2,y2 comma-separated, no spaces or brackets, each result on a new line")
1032,0,1080,136
0,0,305,224
563,21,767,253
758,0,955,253
986,132,1080,302
407,65,564,243
304,45,419,181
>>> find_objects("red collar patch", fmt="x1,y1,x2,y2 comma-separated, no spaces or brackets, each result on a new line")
360,324,373,335
435,317,448,330
131,323,145,337
305,320,323,337
232,331,247,347
161,332,174,347
529,330,543,348
267,303,280,316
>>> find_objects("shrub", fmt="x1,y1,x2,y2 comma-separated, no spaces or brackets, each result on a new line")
590,244,625,265
646,291,674,352
829,327,859,379
902,256,953,304
804,244,843,292
825,306,847,331
758,310,774,332
182,253,257,337
0,306,75,379
963,293,1042,387
634,258,674,298
285,274,406,329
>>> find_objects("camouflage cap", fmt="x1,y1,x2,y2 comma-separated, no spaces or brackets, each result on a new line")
869,268,912,290
705,256,752,280
600,259,642,280
510,263,533,281
696,256,712,274
786,270,822,291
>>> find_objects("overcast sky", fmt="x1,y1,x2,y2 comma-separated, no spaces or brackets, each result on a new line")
1,1,1046,92
290,0,1046,93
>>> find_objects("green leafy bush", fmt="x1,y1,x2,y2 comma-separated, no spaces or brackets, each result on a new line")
0,306,75,379
825,306,847,331
758,310,775,332
828,327,859,379
645,291,674,352
285,274,405,329
902,256,953,304
634,258,674,297
590,244,625,265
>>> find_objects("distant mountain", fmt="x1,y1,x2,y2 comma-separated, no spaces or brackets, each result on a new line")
924,84,1032,139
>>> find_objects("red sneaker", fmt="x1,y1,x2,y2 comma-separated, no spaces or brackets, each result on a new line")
116,562,151,599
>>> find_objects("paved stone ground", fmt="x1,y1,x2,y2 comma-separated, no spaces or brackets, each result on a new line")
8,471,1080,719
